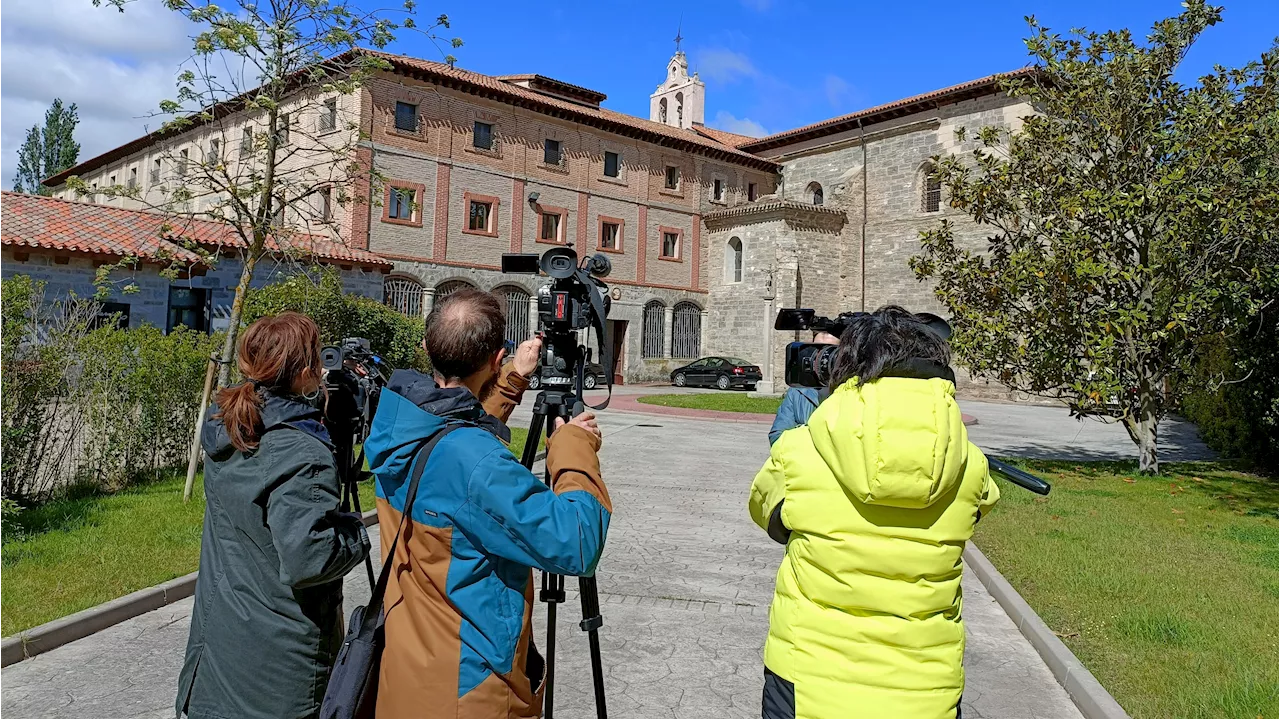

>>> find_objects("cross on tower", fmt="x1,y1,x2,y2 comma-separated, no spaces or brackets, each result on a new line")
674,20,683,53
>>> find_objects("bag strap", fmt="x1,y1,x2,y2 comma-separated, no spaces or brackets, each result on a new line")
359,423,460,631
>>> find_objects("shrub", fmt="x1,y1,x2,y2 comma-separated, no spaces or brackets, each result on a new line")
1180,308,1278,473
242,270,429,372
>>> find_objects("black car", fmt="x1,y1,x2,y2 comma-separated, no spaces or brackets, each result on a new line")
670,357,762,391
527,361,609,390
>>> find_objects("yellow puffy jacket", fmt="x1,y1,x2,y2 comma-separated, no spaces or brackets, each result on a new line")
749,376,999,719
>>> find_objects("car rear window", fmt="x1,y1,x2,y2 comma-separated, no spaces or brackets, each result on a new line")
727,358,750,365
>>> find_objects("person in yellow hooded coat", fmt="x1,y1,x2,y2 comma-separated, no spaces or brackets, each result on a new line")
749,306,999,719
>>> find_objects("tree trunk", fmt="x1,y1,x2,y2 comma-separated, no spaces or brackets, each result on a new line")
215,251,261,388
1122,372,1162,474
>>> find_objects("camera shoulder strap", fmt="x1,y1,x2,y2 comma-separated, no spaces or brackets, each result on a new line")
586,282,613,411
358,423,461,632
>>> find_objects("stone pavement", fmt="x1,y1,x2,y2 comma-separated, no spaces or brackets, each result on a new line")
3,408,1092,719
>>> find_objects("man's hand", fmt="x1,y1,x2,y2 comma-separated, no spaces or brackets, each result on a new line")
554,410,601,440
513,336,543,378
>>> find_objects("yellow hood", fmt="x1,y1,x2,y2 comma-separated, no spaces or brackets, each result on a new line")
806,376,968,509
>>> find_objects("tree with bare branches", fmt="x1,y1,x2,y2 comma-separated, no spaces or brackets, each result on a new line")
76,0,460,387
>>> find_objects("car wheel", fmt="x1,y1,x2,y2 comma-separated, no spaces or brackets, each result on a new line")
584,374,597,390
673,373,686,387
528,375,541,390
716,375,731,391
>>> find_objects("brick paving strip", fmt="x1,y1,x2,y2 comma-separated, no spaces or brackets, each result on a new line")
2,409,1150,719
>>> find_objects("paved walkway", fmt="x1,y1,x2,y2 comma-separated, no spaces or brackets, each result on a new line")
2,405,1103,719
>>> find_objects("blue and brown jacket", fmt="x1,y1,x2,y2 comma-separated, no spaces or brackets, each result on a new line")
364,364,612,718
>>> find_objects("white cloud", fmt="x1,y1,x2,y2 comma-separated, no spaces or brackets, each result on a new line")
712,111,767,138
823,74,854,109
694,48,759,84
0,0,193,188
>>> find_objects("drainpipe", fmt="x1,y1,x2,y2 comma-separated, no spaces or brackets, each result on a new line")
857,118,868,312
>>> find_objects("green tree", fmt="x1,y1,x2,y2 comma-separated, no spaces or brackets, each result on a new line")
13,99,81,195
77,0,460,387
910,2,1278,473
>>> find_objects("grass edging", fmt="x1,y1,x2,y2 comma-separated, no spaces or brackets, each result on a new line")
0,508,382,669
964,543,1130,719
0,447,550,668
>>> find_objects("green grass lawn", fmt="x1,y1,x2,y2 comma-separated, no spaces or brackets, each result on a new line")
975,459,1278,719
637,393,783,414
1,427,539,636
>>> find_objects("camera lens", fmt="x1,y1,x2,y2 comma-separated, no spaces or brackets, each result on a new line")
812,345,838,385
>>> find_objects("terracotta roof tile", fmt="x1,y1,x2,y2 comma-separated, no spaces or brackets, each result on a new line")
739,68,1036,153
1,192,390,269
691,124,759,148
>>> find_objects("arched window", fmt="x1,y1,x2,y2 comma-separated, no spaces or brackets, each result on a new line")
675,92,684,128
807,182,823,206
671,302,702,359
384,276,424,317
725,237,743,283
642,301,665,359
494,285,532,344
659,98,667,123
435,279,475,302
921,164,942,213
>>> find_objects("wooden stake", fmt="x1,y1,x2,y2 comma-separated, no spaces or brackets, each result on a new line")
184,355,219,502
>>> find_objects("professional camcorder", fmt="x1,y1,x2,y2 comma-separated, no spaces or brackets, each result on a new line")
321,338,392,586
501,247,613,397
773,308,1050,496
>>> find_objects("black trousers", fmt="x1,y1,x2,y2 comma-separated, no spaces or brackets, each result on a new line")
761,668,962,719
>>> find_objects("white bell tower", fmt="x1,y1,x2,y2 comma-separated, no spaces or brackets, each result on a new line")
650,28,704,130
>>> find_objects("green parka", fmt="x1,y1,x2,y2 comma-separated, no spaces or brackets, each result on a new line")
177,389,369,719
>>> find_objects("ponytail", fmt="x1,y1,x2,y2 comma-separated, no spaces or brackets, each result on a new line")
214,312,323,453
216,382,266,453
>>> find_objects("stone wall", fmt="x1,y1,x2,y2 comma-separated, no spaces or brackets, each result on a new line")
2,249,383,332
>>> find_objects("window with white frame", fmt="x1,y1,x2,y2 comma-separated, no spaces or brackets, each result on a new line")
726,237,743,283
384,276,424,317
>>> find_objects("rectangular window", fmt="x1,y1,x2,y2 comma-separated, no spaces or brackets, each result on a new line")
177,149,188,177
661,231,680,259
664,165,680,190
93,301,131,331
468,200,492,232
748,182,757,201
540,212,562,243
924,174,942,213
544,139,562,166
473,121,493,150
319,187,332,222
127,168,138,189
277,113,290,145
388,188,413,220
150,158,161,184
240,127,253,158
209,138,220,163
713,178,724,202
395,102,418,132
167,287,209,334
320,98,337,131
600,221,619,250
603,151,619,178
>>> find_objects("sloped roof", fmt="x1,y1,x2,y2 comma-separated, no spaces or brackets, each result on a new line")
1,192,391,269
44,49,779,188
738,69,1037,154
691,124,759,148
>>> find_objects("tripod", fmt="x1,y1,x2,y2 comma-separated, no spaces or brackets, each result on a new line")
516,349,608,719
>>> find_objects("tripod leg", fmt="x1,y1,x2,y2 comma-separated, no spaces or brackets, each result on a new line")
578,576,608,719
542,571,564,719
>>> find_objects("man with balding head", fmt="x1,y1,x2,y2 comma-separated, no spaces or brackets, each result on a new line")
365,288,611,718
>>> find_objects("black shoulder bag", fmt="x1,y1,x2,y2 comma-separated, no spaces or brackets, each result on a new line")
320,424,459,719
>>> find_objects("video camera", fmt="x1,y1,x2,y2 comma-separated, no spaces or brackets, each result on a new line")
501,247,613,401
773,308,1049,495
775,308,953,389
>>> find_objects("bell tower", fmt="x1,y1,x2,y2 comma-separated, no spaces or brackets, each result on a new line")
649,28,704,130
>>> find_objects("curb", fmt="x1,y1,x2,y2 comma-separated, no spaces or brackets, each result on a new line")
964,544,1130,719
0,450,553,668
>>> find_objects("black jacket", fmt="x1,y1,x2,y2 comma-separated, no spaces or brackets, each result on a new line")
177,388,369,719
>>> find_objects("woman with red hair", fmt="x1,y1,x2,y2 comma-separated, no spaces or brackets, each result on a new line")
177,312,370,719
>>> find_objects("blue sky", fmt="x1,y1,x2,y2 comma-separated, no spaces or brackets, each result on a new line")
1,0,1275,185
381,0,1278,138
